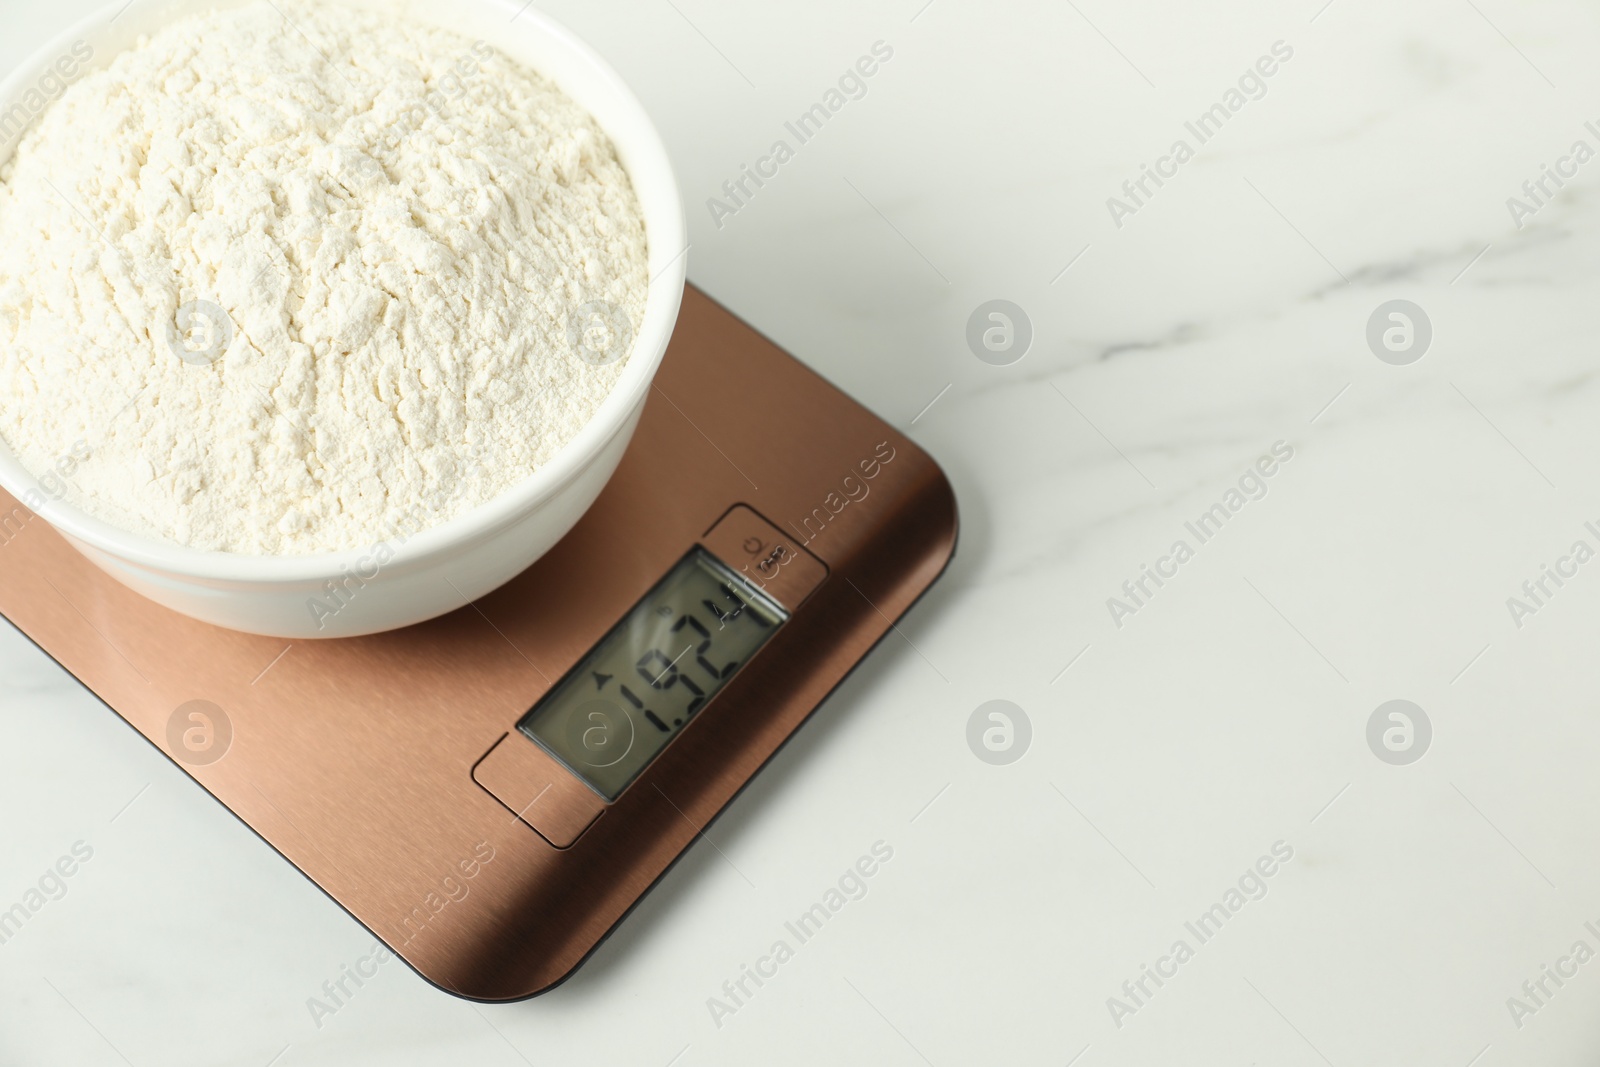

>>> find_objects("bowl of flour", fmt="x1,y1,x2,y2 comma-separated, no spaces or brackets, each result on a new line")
0,0,687,637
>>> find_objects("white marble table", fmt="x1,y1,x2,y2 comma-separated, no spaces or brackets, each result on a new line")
4,0,1600,1063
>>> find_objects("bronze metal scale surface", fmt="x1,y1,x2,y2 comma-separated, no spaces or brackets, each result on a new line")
0,286,957,1001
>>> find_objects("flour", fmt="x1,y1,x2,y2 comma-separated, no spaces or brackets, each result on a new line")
0,0,648,554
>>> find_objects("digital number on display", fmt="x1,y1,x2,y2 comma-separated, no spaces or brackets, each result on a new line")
519,548,788,799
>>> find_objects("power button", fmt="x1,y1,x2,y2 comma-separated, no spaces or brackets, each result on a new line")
702,506,828,612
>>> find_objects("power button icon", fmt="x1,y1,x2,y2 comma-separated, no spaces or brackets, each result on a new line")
703,505,828,610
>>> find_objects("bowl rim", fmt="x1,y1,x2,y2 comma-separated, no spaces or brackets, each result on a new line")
0,0,687,583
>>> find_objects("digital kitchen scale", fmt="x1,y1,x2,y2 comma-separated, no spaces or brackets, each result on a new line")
0,286,958,1001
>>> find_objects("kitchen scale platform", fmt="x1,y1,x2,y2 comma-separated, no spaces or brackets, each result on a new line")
0,286,958,1001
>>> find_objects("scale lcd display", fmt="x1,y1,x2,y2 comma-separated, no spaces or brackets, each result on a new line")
519,548,788,799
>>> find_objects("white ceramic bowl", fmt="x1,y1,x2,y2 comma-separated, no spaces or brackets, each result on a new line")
0,0,686,639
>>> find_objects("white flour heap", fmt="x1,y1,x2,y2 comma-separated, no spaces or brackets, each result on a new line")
0,1,648,554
